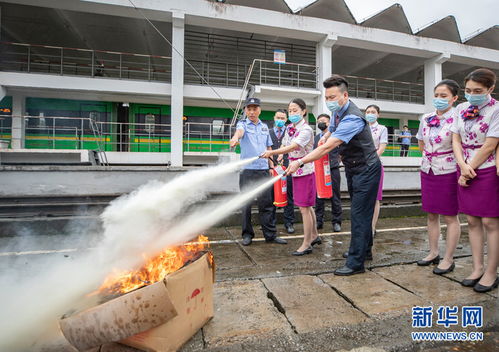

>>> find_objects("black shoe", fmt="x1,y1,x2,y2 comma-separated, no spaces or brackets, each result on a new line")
241,235,252,246
316,223,323,230
285,224,295,234
311,236,322,246
417,255,440,266
473,277,499,293
292,246,312,256
333,223,341,232
433,262,455,275
266,236,288,244
461,275,483,287
334,265,365,276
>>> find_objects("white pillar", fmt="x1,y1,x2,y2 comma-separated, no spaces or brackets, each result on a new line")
424,53,450,113
170,11,185,167
313,34,337,119
11,94,26,149
0,85,5,102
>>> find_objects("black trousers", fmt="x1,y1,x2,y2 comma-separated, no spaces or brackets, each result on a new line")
400,144,409,157
272,174,295,226
344,160,381,270
315,167,342,226
240,169,276,240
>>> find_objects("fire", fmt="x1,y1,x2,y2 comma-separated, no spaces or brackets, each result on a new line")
96,235,209,295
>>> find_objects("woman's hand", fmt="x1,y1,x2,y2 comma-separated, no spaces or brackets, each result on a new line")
277,154,283,163
260,150,274,159
459,163,476,180
458,175,470,187
285,160,300,176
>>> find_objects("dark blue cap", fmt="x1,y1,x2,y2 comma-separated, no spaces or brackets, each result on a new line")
244,97,261,107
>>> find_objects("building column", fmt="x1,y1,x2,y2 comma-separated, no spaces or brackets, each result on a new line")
0,85,5,103
424,53,450,113
313,34,337,119
11,94,26,149
170,11,185,167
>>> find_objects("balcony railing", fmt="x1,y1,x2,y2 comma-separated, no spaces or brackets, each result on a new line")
0,42,171,81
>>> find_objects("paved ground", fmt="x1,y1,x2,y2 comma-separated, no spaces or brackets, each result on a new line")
1,216,497,351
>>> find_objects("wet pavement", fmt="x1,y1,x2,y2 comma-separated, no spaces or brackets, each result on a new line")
0,216,497,351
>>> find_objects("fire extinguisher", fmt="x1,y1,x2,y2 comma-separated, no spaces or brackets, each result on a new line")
314,150,333,199
272,165,288,207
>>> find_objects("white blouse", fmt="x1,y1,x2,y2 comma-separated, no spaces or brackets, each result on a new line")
282,119,315,177
416,108,458,175
370,122,388,150
451,96,499,170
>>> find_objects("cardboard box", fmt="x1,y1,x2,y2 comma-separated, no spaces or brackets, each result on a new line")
60,252,215,352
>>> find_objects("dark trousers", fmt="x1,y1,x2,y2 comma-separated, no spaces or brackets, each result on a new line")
240,169,276,240
400,144,409,157
273,174,295,225
315,167,342,225
345,161,381,270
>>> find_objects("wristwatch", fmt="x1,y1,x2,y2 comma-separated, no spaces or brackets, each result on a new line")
298,159,304,167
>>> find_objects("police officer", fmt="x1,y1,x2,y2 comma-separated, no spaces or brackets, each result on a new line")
269,109,295,234
287,75,381,276
230,98,288,246
313,113,343,232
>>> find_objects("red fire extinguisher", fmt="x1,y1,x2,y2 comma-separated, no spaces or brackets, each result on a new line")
314,149,333,199
272,165,288,207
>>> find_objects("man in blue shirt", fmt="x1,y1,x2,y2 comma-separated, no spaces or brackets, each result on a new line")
287,75,381,276
399,125,412,157
230,98,288,246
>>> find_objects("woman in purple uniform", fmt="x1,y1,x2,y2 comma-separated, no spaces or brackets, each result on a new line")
416,80,461,275
451,68,499,293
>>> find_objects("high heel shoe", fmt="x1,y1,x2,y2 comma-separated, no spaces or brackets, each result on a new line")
473,276,499,293
417,255,440,266
461,275,483,287
292,246,313,256
311,236,322,246
433,262,455,275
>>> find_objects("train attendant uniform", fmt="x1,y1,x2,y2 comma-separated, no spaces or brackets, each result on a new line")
282,119,316,207
451,97,499,217
417,108,459,216
370,122,388,201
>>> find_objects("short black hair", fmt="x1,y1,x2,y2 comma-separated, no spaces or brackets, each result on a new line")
275,109,287,116
289,98,307,117
317,113,330,120
435,79,460,97
366,104,380,114
403,125,408,128
323,75,349,92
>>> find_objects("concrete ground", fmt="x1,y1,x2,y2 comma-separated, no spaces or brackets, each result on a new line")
1,216,497,352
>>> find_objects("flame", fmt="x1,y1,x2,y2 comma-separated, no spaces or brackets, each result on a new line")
95,235,209,295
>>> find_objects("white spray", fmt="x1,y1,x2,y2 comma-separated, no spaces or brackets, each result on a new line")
0,157,279,351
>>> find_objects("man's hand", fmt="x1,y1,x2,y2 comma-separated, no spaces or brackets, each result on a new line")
260,150,274,159
285,160,300,176
459,163,476,180
229,137,239,148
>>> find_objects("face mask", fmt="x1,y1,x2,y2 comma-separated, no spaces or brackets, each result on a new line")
275,119,285,128
433,98,450,111
317,122,328,131
365,114,377,123
465,93,488,106
288,114,302,124
326,100,341,113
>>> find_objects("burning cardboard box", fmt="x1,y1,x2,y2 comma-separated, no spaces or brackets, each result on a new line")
60,237,214,352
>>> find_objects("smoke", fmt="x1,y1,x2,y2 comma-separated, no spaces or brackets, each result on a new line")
0,157,278,351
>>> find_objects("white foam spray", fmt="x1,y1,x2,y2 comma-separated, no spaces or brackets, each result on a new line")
0,157,280,351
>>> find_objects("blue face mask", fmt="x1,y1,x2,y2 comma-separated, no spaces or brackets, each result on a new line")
465,93,488,106
275,119,285,128
433,98,450,111
365,114,377,123
326,100,341,113
288,114,302,124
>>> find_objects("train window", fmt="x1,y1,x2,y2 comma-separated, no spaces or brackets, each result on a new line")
212,120,224,135
145,113,155,133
